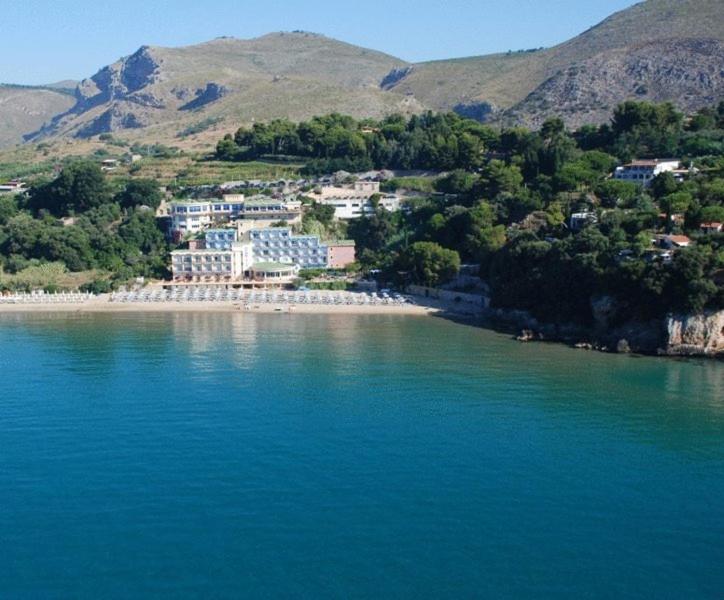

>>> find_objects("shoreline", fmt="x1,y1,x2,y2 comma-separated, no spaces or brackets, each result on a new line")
0,297,455,316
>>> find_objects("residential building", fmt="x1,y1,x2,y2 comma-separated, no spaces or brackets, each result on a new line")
204,229,238,249
318,194,401,219
232,196,302,232
168,197,246,236
327,241,356,269
311,181,401,219
613,159,681,187
659,234,692,249
700,222,723,234
171,243,253,282
100,159,119,171
570,212,598,231
0,180,27,194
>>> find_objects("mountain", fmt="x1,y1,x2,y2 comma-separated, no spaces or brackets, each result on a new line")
2,0,723,149
0,85,75,147
24,32,422,143
387,0,724,127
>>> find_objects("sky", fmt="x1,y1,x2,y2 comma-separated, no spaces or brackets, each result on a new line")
0,0,639,85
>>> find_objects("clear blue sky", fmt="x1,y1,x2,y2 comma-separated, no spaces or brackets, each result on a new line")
1,0,638,85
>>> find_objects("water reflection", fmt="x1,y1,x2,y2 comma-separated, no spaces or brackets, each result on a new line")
2,312,723,455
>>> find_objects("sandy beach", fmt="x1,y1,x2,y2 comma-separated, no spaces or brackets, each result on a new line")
0,295,460,316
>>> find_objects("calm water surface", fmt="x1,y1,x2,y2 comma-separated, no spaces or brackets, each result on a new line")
1,313,723,598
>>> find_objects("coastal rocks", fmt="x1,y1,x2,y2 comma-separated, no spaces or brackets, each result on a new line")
616,339,631,354
516,329,539,342
591,295,618,331
665,310,724,357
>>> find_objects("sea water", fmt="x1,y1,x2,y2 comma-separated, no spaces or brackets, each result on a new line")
1,313,723,598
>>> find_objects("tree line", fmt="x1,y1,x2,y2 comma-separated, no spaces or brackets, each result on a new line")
337,102,724,323
0,162,169,290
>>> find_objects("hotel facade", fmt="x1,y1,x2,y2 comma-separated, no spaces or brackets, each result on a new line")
171,227,354,282
168,195,302,237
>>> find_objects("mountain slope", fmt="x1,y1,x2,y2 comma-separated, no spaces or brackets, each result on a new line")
3,0,724,148
26,32,421,142
387,0,724,124
0,85,75,147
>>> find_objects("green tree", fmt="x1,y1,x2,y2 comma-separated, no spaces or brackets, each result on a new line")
397,241,460,287
29,161,111,216
115,179,163,211
595,180,639,208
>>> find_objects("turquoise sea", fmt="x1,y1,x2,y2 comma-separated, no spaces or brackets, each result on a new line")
1,312,723,598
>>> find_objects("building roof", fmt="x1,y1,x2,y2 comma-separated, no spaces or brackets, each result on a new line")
250,261,298,272
666,235,692,245
171,248,233,255
622,159,680,169
700,222,723,228
244,198,285,207
328,240,356,247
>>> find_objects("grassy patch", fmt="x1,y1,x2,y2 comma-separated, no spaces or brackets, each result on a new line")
0,262,103,291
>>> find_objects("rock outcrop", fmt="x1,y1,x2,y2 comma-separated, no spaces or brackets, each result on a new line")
505,38,724,129
487,298,723,359
665,311,724,357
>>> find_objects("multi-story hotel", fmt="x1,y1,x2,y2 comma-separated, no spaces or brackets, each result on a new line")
171,241,253,282
249,228,329,269
168,195,246,236
168,195,302,237
171,226,354,282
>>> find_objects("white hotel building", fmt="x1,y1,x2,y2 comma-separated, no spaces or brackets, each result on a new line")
167,195,302,237
171,227,330,282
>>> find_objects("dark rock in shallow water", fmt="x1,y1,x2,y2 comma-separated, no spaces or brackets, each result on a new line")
616,339,631,354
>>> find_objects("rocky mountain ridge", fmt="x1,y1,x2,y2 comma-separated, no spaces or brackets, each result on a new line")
2,0,723,148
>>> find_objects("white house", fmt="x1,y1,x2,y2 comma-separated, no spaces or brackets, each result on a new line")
613,159,681,187
308,181,400,219
0,180,27,194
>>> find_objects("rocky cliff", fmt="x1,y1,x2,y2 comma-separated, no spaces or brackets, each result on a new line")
665,311,724,357
488,298,724,359
505,38,724,129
